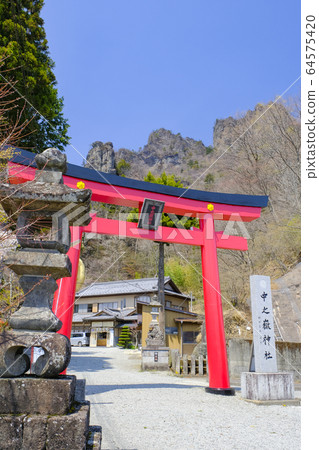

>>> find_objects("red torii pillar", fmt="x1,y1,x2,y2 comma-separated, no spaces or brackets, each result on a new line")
53,226,84,342
200,214,232,393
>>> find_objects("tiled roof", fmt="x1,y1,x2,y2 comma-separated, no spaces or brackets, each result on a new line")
174,317,203,323
165,307,198,316
120,308,137,317
76,277,176,298
123,315,138,321
83,308,120,320
76,308,138,323
72,312,96,323
72,313,84,323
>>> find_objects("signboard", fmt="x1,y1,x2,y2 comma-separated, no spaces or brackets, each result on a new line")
250,275,277,373
91,327,111,332
137,198,165,231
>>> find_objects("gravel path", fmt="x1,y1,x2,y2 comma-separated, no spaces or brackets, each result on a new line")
68,347,301,450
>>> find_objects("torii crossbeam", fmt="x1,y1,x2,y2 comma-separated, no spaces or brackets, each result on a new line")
7,149,268,395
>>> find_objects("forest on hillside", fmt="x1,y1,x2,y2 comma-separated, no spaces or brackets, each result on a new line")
80,99,301,338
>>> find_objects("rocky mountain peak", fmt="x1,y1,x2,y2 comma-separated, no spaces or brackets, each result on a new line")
84,141,116,174
213,117,238,149
212,102,285,151
137,128,209,174
83,129,214,187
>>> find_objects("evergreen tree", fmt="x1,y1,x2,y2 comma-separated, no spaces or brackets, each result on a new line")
0,0,69,152
128,171,199,229
117,326,132,348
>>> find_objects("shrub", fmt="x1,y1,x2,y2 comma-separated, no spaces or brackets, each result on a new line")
205,146,214,155
116,159,131,176
117,326,132,348
204,173,215,184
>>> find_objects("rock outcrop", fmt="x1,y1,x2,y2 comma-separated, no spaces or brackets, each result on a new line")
84,129,214,187
116,128,212,185
84,141,116,174
213,116,238,150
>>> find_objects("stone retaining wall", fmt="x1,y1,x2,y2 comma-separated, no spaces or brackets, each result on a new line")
170,339,301,383
227,338,301,382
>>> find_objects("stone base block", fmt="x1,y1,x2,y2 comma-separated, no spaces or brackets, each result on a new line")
0,402,90,450
0,375,102,449
0,375,76,415
75,378,86,402
87,426,103,450
46,402,90,449
243,397,301,406
241,372,295,401
0,415,25,449
142,347,169,371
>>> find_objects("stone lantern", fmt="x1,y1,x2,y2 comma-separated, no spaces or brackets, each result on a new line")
142,294,169,370
0,148,92,377
145,294,165,347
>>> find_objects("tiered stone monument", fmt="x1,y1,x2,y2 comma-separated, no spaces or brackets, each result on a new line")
0,148,101,449
141,295,169,370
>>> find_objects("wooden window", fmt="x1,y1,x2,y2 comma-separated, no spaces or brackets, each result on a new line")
182,331,199,344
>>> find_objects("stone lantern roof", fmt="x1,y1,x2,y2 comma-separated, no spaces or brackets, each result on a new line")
0,148,91,223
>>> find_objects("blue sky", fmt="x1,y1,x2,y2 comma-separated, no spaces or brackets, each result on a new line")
42,0,301,165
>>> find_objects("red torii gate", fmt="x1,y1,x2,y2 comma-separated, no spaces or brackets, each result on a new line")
8,150,268,395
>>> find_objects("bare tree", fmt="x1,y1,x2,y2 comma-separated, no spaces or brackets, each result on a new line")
0,58,37,328
213,99,300,218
